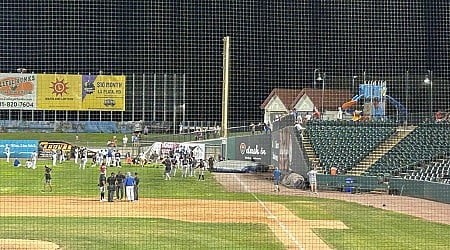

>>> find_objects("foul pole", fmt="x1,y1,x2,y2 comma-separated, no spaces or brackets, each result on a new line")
221,36,230,159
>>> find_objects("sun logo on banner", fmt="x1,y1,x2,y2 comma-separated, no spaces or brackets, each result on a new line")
50,78,69,96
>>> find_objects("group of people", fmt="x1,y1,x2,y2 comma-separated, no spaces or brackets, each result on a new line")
98,165,140,202
272,165,318,194
162,154,209,181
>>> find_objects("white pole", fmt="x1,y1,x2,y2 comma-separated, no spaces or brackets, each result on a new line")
173,73,177,134
163,73,167,122
221,36,231,159
132,73,135,122
183,73,186,126
142,73,145,122
153,73,157,121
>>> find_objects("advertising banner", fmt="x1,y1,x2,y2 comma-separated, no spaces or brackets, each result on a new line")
37,74,82,110
234,134,271,164
38,141,73,158
271,127,293,171
81,74,126,110
0,140,39,159
0,73,37,110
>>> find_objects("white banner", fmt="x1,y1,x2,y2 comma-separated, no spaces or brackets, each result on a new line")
0,73,37,110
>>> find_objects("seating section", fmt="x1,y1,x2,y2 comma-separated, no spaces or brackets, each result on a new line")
305,120,396,174
368,122,450,177
405,159,450,183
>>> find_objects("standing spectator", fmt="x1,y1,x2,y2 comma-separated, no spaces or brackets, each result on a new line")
307,167,318,194
42,165,53,192
125,152,132,165
79,148,87,170
74,146,79,164
163,158,172,180
111,136,118,148
31,150,38,169
4,144,11,163
106,172,117,202
98,173,106,202
273,167,281,192
124,172,135,202
139,152,146,168
58,149,65,163
189,156,197,177
143,126,149,136
122,134,128,147
197,160,206,181
207,156,215,172
250,123,256,135
106,149,113,167
99,162,107,176
170,156,178,176
114,150,122,168
336,107,343,120
181,156,189,178
134,172,140,201
115,171,125,200
51,149,57,166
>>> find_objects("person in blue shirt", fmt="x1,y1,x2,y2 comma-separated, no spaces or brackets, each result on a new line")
13,158,21,167
124,172,135,202
273,167,282,192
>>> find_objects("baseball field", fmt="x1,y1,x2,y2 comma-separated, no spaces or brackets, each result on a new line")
1,133,450,249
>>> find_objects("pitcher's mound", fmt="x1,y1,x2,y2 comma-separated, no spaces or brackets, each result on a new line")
0,239,60,250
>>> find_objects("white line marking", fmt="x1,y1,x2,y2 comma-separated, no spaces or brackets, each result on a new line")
232,174,304,250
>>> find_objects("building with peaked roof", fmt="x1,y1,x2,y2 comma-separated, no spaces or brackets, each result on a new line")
260,88,353,125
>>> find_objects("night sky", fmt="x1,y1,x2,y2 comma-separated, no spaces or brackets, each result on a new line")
1,1,448,124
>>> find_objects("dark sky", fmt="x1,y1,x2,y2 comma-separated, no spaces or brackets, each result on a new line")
0,1,448,123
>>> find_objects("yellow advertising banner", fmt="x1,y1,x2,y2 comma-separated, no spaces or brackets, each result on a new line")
37,74,82,110
81,74,126,110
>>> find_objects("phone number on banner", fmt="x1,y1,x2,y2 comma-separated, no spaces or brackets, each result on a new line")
0,101,35,109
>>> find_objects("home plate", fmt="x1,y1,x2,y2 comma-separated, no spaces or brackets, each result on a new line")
267,215,277,219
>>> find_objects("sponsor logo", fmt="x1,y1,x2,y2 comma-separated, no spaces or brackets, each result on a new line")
239,143,246,155
39,141,72,152
0,76,34,97
240,143,267,156
50,78,69,97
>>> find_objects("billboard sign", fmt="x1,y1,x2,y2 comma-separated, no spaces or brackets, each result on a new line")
38,141,73,158
234,134,271,164
0,140,39,159
37,74,82,110
0,73,37,110
81,74,126,110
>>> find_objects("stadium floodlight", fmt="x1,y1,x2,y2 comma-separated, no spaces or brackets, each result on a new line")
17,68,27,73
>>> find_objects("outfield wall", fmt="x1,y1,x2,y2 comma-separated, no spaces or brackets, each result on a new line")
389,178,450,204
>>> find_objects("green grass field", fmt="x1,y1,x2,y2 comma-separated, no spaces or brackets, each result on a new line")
1,133,450,249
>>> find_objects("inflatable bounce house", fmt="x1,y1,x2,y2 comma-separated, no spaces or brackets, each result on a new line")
342,81,406,121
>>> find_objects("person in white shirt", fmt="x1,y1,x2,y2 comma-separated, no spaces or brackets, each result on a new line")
51,149,57,166
74,147,79,164
31,151,38,169
307,166,318,194
122,135,128,147
5,144,11,163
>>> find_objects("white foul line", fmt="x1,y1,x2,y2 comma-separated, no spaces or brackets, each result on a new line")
232,174,304,250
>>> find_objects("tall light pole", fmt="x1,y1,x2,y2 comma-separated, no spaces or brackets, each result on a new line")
424,70,433,116
352,75,358,93
313,69,320,89
405,70,409,125
316,72,325,117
